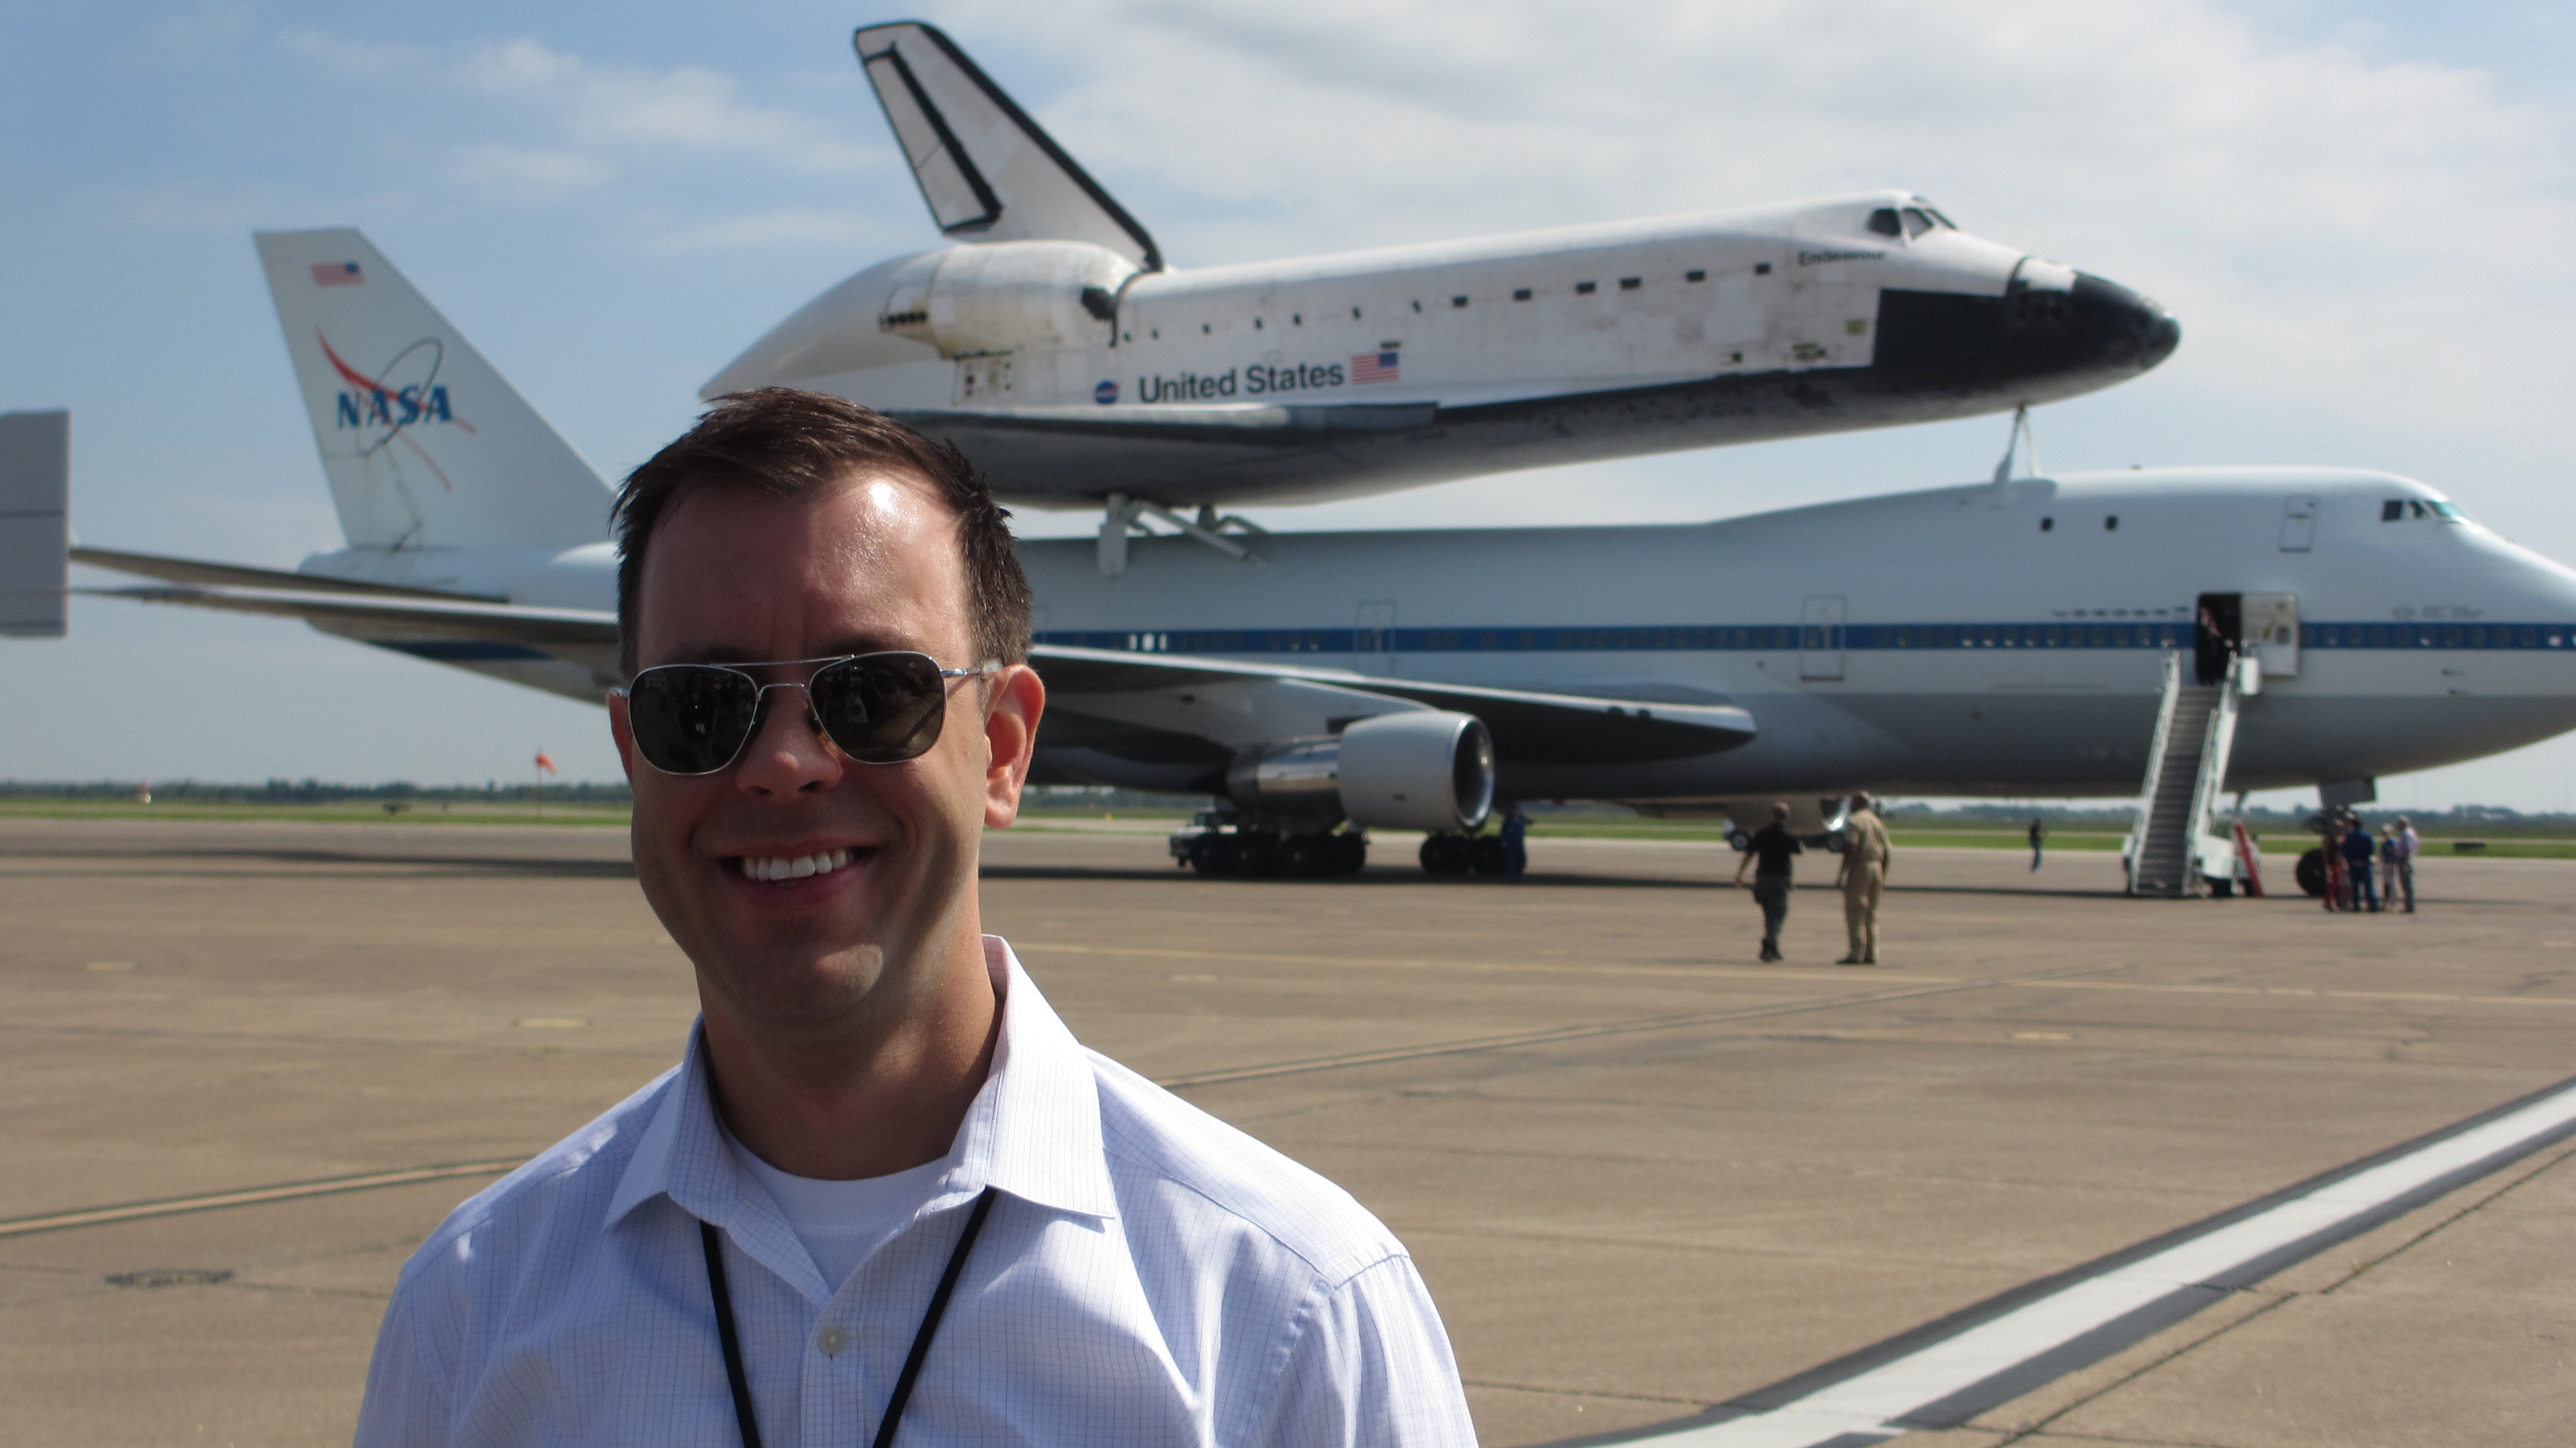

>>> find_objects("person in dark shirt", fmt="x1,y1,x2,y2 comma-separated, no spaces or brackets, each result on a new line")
2342,819,2380,912
1732,802,1804,962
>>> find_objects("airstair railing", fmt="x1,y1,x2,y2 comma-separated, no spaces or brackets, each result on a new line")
2124,651,2188,892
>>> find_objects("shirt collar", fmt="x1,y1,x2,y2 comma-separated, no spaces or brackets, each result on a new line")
606,935,1115,1236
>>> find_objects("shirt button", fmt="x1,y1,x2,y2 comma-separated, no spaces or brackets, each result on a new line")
816,1326,849,1357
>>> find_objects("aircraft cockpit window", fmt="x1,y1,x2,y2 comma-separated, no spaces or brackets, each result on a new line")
2430,500,2463,520
1867,207,1904,238
1902,207,1935,238
2386,499,2467,522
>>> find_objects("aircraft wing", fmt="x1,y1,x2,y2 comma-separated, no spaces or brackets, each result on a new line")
70,546,504,601
79,580,619,651
1031,643,1755,765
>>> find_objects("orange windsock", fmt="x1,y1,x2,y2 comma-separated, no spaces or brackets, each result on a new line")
535,752,559,775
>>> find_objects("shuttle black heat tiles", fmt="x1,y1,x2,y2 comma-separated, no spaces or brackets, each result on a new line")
1036,621,2576,656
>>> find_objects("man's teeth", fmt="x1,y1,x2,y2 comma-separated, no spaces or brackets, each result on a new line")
738,849,855,882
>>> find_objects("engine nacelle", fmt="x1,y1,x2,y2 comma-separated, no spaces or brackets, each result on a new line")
884,240,1137,359
1226,712,1495,833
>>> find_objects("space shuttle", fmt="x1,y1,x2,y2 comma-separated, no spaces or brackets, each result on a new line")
706,21,2183,533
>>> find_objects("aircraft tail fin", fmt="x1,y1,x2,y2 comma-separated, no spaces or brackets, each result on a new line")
253,229,614,551
0,410,69,638
853,21,1162,271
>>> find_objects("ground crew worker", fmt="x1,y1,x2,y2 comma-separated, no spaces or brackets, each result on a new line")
2028,815,2046,872
1500,802,1530,879
1837,794,1891,966
1732,803,1803,962
2343,817,2380,911
2387,816,2418,913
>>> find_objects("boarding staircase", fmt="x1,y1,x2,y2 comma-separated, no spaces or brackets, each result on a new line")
2126,651,2249,897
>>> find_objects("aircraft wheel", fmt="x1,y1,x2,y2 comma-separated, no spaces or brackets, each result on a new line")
1469,836,1510,875
2207,877,2236,899
1332,834,1368,875
1231,833,1277,877
1187,835,1230,875
2293,847,2329,898
1419,834,1470,874
1277,834,1327,877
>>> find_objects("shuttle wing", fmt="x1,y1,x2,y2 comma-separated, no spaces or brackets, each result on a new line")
1031,643,1756,764
854,21,1161,270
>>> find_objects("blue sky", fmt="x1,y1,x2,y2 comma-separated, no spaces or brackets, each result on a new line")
5,0,2573,813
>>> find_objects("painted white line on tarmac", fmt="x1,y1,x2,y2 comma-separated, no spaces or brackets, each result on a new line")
1602,1073,2576,1448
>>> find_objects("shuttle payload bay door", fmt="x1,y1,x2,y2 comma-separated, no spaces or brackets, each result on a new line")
2242,593,2300,677
1801,595,1846,681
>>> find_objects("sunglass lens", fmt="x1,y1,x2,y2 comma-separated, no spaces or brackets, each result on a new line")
629,667,762,774
810,654,947,763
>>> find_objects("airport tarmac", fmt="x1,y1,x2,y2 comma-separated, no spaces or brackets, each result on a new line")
3,815,2573,1447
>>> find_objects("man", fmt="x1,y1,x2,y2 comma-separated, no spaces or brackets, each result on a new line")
2342,816,2380,912
1499,801,1530,879
1733,803,1803,962
1837,795,1891,966
2387,815,2419,913
2027,815,2046,872
354,390,1475,1447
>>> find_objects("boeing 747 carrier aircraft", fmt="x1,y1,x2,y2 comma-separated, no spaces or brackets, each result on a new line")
26,230,2572,882
705,21,2181,540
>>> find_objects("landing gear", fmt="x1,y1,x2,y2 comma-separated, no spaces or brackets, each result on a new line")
1418,832,1510,875
1172,811,1365,877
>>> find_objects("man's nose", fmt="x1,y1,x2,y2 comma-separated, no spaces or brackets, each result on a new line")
734,685,842,796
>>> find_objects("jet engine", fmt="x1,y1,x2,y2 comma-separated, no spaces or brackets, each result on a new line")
1224,712,1495,833
880,240,1139,358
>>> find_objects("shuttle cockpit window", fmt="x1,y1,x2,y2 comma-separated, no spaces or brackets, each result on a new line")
1868,207,1904,238
1902,207,1937,238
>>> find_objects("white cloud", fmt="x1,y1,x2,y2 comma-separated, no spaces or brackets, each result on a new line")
276,28,420,77
445,144,618,206
637,207,913,254
454,38,882,175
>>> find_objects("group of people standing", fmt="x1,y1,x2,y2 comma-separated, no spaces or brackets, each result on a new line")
1732,795,1891,965
2325,812,2418,913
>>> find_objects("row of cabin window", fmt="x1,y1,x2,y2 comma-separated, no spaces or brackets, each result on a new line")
1133,267,1757,340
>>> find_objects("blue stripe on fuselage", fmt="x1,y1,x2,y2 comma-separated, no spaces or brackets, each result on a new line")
1036,622,2576,656
372,640,554,662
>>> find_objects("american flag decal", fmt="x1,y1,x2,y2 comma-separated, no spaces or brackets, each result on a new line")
1350,349,1399,384
312,262,364,288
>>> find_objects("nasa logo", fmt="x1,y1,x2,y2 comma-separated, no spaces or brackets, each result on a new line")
1095,379,1118,405
316,330,473,488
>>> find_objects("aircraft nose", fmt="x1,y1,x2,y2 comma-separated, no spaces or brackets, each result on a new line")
1869,260,2181,401
2066,271,2181,374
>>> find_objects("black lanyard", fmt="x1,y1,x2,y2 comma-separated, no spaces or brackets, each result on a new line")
700,1186,999,1448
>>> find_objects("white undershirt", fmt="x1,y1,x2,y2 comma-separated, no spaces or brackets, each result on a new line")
725,1136,956,1291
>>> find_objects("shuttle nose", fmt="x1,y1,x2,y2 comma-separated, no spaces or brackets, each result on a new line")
2067,271,2181,374
1870,261,2181,399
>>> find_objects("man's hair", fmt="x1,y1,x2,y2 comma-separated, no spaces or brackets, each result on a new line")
612,388,1033,676
1770,803,1790,821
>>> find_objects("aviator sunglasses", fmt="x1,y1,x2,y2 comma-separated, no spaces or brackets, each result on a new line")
612,653,1000,776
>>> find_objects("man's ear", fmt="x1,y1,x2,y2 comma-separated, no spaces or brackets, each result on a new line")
981,664,1046,829
607,690,638,785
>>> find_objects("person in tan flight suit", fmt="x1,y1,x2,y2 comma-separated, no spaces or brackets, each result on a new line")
1836,794,1892,966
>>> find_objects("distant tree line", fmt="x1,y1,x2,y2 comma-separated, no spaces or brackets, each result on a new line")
0,779,635,805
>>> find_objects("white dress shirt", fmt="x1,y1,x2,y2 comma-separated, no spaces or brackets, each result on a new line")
354,938,1477,1447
